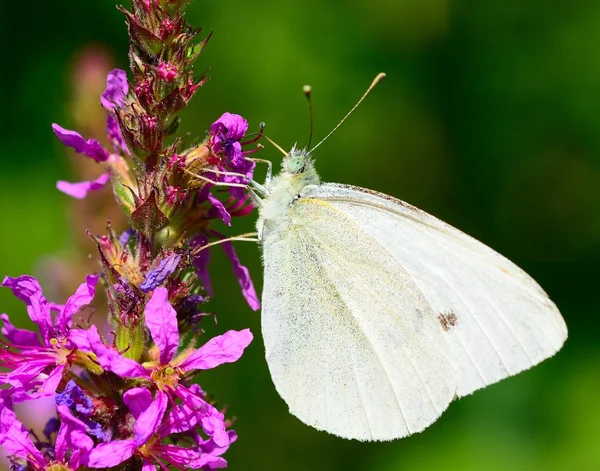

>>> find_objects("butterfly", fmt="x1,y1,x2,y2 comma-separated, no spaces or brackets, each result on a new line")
249,75,568,441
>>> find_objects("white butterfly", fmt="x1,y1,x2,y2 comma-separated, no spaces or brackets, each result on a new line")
252,144,567,442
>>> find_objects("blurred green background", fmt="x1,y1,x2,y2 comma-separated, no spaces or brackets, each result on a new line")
1,0,599,470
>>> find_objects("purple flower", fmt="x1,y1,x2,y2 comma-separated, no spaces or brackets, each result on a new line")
88,288,252,385
85,288,252,453
52,124,109,162
0,406,93,470
56,380,109,441
53,69,130,199
140,253,181,292
88,389,229,469
0,274,99,399
210,112,248,167
101,69,128,111
56,172,111,199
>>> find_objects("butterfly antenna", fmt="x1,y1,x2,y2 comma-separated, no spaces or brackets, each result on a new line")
303,85,314,149
263,134,288,156
310,72,386,153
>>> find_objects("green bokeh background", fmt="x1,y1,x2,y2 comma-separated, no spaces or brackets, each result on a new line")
1,0,599,470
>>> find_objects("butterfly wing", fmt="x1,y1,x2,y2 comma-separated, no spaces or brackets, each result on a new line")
306,183,567,398
261,197,457,441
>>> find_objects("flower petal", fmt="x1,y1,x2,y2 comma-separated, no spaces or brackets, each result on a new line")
221,239,260,310
134,390,168,445
56,380,93,416
0,408,45,469
123,388,153,419
0,313,41,347
38,364,66,396
107,114,130,155
57,274,98,334
1,275,52,343
86,326,149,378
140,254,181,293
160,385,208,436
57,172,111,200
156,444,201,468
190,454,228,469
68,328,92,351
210,113,248,141
208,193,232,226
142,459,158,471
4,361,47,388
101,69,128,110
179,329,253,372
56,405,94,468
144,287,179,364
52,123,109,162
88,439,137,468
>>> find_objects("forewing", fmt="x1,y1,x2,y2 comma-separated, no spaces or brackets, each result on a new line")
261,198,456,441
308,184,568,397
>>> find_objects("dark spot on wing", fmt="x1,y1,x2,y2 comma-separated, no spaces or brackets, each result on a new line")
438,311,458,332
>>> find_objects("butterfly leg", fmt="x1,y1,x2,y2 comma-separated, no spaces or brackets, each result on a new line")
245,157,273,186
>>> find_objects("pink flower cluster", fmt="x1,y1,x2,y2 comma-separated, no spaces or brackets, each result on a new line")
0,276,252,470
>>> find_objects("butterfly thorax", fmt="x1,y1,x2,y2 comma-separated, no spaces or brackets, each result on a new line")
257,148,320,240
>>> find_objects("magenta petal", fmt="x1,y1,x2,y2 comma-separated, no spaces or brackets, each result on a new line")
52,123,109,162
0,313,41,347
5,362,47,387
106,114,130,155
142,460,157,471
156,444,201,468
190,454,228,469
58,274,99,333
101,69,128,110
221,240,260,310
68,328,92,351
2,275,52,342
57,172,111,200
210,113,248,141
123,388,153,419
134,390,168,445
39,364,66,396
160,386,207,436
56,405,94,468
88,439,137,468
208,193,232,226
179,329,253,372
87,326,149,378
198,430,237,457
0,408,46,469
144,287,179,364
199,405,229,448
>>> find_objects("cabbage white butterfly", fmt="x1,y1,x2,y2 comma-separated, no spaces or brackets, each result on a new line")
251,74,568,441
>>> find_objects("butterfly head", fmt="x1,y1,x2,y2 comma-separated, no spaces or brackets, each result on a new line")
283,146,312,175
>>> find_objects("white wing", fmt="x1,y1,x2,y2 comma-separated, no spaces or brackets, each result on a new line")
306,183,567,398
261,196,457,441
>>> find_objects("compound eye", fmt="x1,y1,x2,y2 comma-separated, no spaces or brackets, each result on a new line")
287,158,305,174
